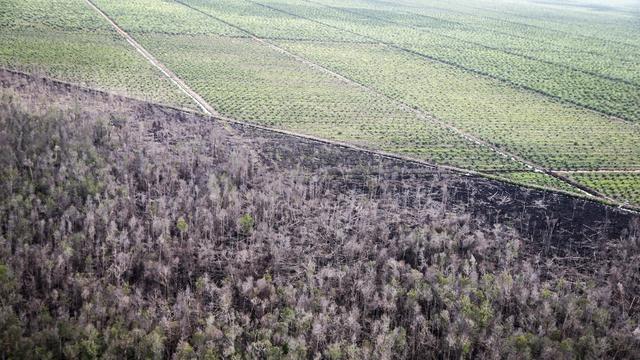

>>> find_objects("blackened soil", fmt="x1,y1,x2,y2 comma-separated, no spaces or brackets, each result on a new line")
235,124,638,259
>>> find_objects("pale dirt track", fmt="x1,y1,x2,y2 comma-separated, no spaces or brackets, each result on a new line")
85,0,217,116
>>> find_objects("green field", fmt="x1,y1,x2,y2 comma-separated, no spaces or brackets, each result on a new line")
0,0,197,108
2,0,639,206
262,0,640,121
568,173,640,207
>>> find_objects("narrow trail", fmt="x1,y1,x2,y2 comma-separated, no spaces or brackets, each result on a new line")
84,0,217,117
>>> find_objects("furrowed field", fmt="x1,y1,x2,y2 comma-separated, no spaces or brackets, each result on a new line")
2,0,639,206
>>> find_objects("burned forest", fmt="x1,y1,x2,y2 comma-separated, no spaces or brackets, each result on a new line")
0,71,639,359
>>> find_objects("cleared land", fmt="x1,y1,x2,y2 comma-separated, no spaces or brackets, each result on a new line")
2,0,639,206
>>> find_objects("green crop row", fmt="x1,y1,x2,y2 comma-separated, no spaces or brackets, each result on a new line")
394,8,640,85
290,0,640,86
0,0,197,109
568,173,640,207
383,0,640,48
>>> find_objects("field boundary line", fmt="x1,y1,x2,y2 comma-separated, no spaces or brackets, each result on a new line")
299,0,638,124
84,0,217,117
4,67,638,214
178,0,612,200
555,169,640,174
